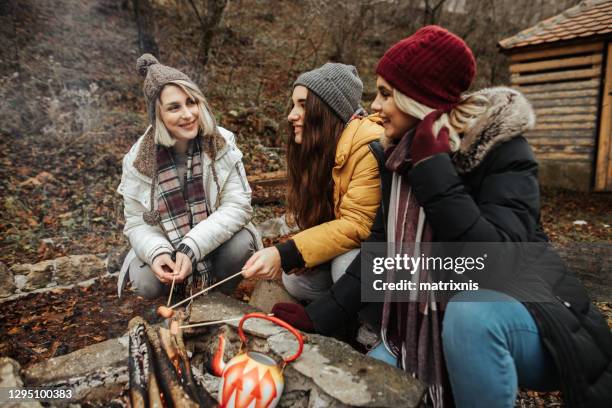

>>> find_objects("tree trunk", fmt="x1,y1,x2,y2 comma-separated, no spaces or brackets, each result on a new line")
132,0,159,57
423,0,447,25
187,0,228,67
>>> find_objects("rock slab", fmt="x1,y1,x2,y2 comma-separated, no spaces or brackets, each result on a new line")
249,280,298,313
269,332,425,408
24,336,128,385
0,262,15,298
9,254,106,292
0,357,43,407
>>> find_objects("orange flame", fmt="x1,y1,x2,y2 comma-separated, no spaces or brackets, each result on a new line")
212,334,226,377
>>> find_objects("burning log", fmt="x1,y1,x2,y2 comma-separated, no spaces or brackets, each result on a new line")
128,316,217,407
159,322,216,406
145,324,201,407
128,317,163,408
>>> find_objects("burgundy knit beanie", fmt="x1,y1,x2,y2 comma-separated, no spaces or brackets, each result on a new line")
376,25,476,111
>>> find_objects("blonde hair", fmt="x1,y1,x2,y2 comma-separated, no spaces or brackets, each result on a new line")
154,79,223,198
393,89,489,152
154,80,218,147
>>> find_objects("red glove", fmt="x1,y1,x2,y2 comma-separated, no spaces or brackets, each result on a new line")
271,303,315,333
411,110,451,165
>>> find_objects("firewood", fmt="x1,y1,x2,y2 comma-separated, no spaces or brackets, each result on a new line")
144,323,206,407
146,371,164,408
128,317,152,408
160,316,217,406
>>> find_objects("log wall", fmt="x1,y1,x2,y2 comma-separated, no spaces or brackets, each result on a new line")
509,42,604,190
594,43,612,191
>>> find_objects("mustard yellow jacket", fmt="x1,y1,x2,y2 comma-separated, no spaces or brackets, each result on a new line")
292,115,383,267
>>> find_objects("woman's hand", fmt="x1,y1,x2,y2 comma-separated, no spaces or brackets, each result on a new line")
151,253,176,284
173,252,193,283
241,247,282,280
411,110,451,165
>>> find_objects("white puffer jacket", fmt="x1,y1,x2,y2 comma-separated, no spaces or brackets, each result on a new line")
117,126,262,295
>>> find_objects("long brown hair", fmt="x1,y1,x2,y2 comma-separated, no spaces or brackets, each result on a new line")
286,91,345,229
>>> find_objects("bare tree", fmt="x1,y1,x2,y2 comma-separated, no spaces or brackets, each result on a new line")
305,0,388,66
329,2,374,64
186,0,229,67
423,0,447,25
132,0,159,56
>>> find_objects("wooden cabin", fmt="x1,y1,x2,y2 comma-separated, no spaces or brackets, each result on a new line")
498,0,612,191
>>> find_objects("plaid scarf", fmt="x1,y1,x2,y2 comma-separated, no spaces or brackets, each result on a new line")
380,130,451,408
156,138,213,285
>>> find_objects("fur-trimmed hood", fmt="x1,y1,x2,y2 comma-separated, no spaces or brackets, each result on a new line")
453,86,535,173
381,86,536,174
132,126,227,179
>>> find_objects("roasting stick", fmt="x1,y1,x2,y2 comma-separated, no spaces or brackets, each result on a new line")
170,270,244,309
157,270,245,319
167,274,177,307
179,314,274,330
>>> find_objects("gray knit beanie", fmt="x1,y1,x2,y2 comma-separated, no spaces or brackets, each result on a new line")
294,62,363,123
136,53,195,125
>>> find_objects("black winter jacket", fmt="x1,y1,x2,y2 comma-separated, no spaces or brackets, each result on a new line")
306,87,612,407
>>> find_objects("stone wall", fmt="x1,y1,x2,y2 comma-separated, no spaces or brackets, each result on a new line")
1,248,127,301
20,292,425,407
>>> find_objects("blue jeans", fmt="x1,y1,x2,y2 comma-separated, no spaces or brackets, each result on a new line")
368,290,559,407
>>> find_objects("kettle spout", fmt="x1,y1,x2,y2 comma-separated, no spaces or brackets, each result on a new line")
211,334,227,376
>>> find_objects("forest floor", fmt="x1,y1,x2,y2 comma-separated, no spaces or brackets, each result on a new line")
0,0,610,406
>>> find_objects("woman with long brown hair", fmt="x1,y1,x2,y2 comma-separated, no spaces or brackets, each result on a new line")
242,63,384,302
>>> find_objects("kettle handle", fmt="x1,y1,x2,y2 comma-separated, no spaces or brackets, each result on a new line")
238,312,304,363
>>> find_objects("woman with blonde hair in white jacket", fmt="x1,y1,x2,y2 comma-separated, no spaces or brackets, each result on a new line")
117,54,261,299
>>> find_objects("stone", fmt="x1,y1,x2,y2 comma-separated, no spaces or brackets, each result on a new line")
8,255,106,291
0,262,15,297
194,369,220,401
268,332,425,407
13,275,27,290
44,365,128,404
308,387,349,408
53,254,106,283
10,262,53,291
279,390,309,408
189,292,285,339
24,335,128,385
249,280,298,313
256,215,298,239
0,357,43,407
279,362,314,408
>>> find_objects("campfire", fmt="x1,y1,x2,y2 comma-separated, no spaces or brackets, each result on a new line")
127,315,217,407
126,268,302,408
16,285,424,408
127,271,242,408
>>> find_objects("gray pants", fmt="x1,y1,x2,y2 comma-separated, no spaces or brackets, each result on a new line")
282,248,360,301
128,228,256,299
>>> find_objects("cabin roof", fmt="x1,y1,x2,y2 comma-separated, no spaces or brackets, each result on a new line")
499,0,612,50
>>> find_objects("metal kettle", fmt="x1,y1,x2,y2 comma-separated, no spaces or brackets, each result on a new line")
211,312,304,408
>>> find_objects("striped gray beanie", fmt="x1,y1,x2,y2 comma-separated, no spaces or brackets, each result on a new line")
294,63,363,123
